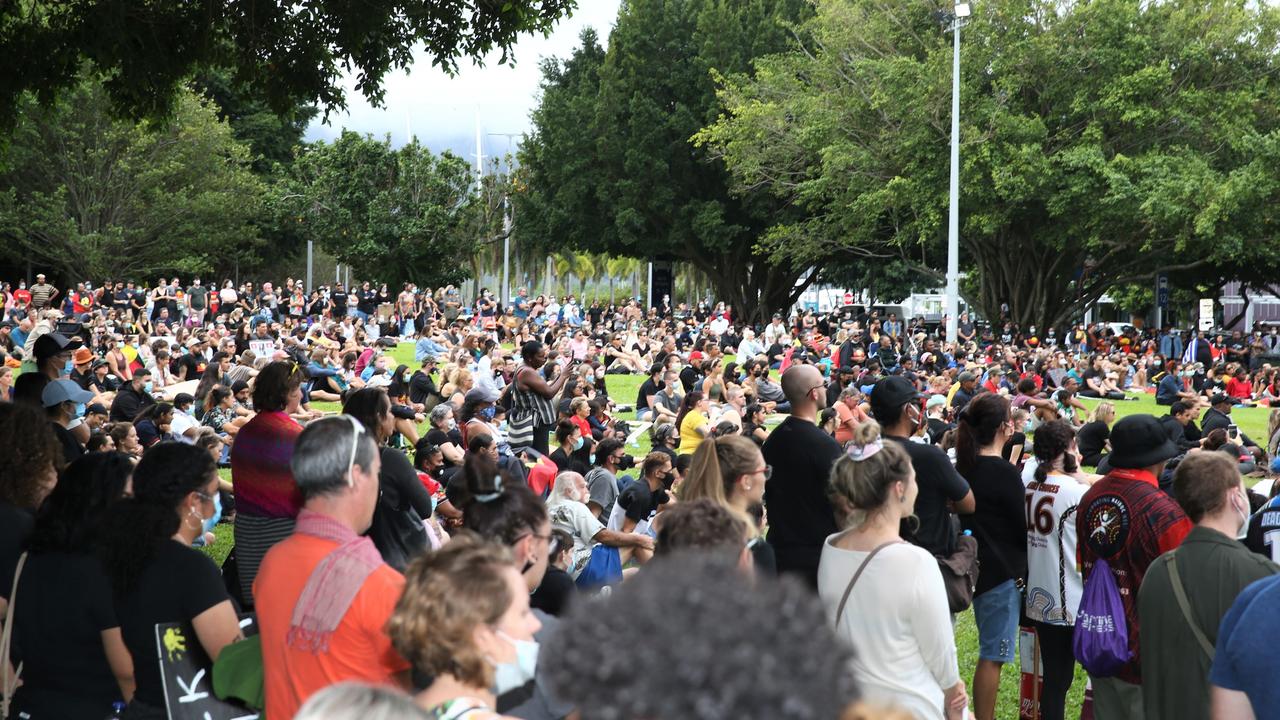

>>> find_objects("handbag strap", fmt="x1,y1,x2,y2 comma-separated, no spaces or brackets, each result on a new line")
1164,551,1215,659
2,552,28,718
836,540,902,622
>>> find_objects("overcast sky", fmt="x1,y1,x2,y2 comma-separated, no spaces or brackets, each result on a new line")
305,2,622,163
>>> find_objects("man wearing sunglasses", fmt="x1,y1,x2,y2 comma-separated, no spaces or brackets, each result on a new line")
255,416,409,720
762,364,842,589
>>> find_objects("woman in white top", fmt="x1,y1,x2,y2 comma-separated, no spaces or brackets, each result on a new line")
817,420,970,720
1022,420,1092,720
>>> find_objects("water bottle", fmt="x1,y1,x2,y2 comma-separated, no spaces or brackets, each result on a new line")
104,701,126,720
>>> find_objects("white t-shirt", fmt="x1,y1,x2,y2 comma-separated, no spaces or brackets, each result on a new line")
817,537,959,720
1023,471,1088,625
547,498,604,578
169,409,200,443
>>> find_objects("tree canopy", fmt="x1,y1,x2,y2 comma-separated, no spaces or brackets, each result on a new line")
697,0,1280,329
275,130,478,288
0,79,266,281
0,0,576,127
517,1,815,323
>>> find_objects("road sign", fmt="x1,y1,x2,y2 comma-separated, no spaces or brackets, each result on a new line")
1157,274,1168,309
1199,298,1214,331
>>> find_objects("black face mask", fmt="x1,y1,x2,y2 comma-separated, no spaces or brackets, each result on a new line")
661,471,676,489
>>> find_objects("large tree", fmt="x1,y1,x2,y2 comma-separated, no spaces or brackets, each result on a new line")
275,130,477,287
0,1,576,126
697,0,1280,330
0,80,266,281
517,1,815,324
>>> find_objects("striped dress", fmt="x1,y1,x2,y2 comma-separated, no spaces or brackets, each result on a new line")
508,365,556,450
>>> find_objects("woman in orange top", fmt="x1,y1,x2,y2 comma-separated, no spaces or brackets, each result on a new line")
833,385,870,446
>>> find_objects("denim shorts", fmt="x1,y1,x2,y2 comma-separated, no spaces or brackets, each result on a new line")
973,578,1021,663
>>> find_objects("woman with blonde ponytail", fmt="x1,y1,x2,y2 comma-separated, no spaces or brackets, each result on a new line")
818,420,970,720
682,435,775,575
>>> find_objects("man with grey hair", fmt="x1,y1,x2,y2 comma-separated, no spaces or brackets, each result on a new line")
547,470,654,577
254,416,409,720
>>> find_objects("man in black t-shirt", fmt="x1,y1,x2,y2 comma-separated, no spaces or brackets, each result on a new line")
614,452,673,534
762,365,842,588
871,376,974,557
408,357,440,407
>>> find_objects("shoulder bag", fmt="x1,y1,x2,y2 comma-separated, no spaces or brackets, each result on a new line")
1,553,28,720
836,540,903,622
1164,550,1215,659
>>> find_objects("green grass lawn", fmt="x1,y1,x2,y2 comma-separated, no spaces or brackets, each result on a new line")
209,349,1265,718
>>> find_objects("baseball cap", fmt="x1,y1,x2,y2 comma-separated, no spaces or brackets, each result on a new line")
1209,393,1231,406
869,376,922,421
42,378,94,408
33,332,82,361
85,403,108,416
926,394,948,409
465,386,500,404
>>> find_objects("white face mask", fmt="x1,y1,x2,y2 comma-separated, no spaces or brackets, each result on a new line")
1235,488,1251,540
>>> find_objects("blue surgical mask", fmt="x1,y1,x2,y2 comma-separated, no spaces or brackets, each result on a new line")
492,631,540,696
63,358,73,376
204,492,222,535
74,402,85,419
403,372,412,383
574,436,584,451
143,380,153,394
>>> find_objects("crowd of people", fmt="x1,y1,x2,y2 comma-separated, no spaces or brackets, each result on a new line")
4,272,1280,720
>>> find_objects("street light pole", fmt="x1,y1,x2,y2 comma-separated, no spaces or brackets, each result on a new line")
944,3,969,345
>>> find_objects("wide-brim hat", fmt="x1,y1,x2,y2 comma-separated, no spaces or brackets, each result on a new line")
1105,414,1180,470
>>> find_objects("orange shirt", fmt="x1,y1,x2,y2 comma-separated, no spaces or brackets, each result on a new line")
254,533,410,720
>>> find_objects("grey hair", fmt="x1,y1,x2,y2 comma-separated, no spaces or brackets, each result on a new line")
291,416,379,501
294,682,428,720
548,471,585,505
430,403,454,426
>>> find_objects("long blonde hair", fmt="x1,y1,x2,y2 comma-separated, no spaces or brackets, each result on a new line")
681,435,763,536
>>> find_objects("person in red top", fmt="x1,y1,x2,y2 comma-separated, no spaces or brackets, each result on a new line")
1077,414,1192,718
255,415,409,720
1225,367,1254,403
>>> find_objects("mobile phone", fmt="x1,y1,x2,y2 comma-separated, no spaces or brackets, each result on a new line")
1228,423,1239,439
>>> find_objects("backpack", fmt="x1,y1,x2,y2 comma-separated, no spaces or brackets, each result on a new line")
1072,556,1131,677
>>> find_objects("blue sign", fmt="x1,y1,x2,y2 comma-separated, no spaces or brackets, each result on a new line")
1157,274,1169,309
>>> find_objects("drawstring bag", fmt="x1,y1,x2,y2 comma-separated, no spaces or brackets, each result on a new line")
1072,557,1131,677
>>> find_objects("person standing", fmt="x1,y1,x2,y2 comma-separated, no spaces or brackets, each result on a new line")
1023,421,1091,720
870,376,975,557
762,364,841,587
255,416,410,720
508,341,571,455
1137,452,1278,720
1076,414,1191,718
28,273,57,311
954,393,1025,720
817,420,969,720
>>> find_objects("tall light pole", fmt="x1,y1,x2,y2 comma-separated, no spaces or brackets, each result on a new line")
943,2,970,344
488,132,521,306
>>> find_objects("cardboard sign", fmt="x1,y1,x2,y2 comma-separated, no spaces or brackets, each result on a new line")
156,615,259,720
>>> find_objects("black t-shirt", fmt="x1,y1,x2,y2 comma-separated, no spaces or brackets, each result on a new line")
886,435,971,557
10,552,121,718
958,455,1027,595
529,566,575,617
330,290,349,312
409,371,438,405
926,417,954,445
1001,431,1027,465
368,447,435,571
678,365,700,393
0,502,35,600
617,480,659,524
1076,420,1110,463
52,421,85,464
636,377,662,411
761,417,842,585
425,428,458,465
357,290,378,315
117,540,229,707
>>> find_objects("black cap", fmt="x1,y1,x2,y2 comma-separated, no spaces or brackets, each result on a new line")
85,403,108,416
1105,414,1180,470
33,332,82,361
869,376,921,422
1209,393,1231,407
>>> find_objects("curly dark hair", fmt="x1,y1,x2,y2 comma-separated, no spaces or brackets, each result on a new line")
30,452,133,553
543,552,860,719
97,442,217,595
0,402,63,509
